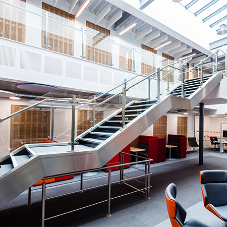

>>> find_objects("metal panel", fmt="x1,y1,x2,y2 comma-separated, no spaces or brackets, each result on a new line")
0,155,44,208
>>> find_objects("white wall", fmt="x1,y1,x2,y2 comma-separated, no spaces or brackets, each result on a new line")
195,116,227,148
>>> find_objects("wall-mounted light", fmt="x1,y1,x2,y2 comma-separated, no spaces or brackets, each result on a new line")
10,97,20,100
154,41,172,50
75,0,91,17
180,53,196,60
119,23,136,35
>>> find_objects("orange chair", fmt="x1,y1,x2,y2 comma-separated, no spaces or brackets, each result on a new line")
165,183,209,227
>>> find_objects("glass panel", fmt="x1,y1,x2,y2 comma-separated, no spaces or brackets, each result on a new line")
85,29,111,66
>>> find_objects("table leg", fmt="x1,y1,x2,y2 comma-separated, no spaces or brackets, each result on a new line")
135,152,138,162
134,151,143,168
169,148,171,159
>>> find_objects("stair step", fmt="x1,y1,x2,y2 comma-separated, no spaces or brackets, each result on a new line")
125,109,146,112
107,120,130,123
80,138,103,143
90,132,114,136
115,114,138,117
98,126,121,129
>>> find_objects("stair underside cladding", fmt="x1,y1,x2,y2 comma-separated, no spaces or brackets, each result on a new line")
0,72,223,209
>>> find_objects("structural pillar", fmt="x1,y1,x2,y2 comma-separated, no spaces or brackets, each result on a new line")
199,103,204,165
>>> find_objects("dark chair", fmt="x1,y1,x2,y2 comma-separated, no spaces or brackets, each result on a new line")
167,134,187,158
165,183,209,227
188,137,199,153
210,137,220,151
200,170,227,227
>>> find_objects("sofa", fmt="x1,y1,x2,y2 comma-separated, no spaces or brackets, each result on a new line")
137,135,166,163
167,134,187,158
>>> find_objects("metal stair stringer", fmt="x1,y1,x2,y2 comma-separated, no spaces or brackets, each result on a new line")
95,72,223,166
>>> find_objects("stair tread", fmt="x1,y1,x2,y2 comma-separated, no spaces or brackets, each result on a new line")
90,132,114,135
99,126,121,129
80,138,103,143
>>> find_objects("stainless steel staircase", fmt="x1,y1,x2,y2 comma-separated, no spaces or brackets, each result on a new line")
0,54,223,209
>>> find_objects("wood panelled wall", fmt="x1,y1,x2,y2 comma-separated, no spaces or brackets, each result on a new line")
77,109,104,136
42,3,74,56
86,21,111,66
141,44,156,76
177,116,187,138
153,115,167,139
42,3,75,21
0,0,26,44
10,105,50,151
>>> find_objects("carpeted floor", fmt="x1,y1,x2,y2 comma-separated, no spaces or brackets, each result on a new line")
0,152,227,227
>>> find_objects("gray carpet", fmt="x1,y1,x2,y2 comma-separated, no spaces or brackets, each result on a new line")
0,152,227,226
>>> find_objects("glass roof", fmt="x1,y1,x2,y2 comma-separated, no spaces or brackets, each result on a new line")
179,0,227,31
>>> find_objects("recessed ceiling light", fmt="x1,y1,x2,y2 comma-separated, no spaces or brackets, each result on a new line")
172,0,182,2
154,41,172,50
75,0,91,17
10,97,20,100
183,112,188,115
119,23,137,35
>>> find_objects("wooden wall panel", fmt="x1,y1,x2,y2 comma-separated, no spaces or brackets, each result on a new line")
162,53,174,61
177,116,187,138
10,105,50,151
42,3,75,21
153,115,167,139
86,21,110,66
42,3,74,56
141,44,157,54
162,60,174,82
77,109,104,136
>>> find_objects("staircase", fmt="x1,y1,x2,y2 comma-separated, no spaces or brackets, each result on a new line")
170,75,212,98
0,71,223,209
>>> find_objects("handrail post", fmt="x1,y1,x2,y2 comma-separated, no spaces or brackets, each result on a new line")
122,79,127,128
133,46,136,72
81,26,86,59
167,61,170,93
201,61,204,86
110,38,113,67
215,50,219,72
107,169,112,217
157,68,160,101
148,77,151,100
120,153,124,184
71,95,76,151
42,182,46,227
51,107,54,143
27,187,32,206
181,64,186,98
92,97,96,127
147,161,150,199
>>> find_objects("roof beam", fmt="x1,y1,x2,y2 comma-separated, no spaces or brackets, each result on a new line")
189,55,206,64
203,4,227,23
174,47,192,58
69,0,78,14
169,44,187,56
150,34,168,48
140,0,154,10
113,12,133,31
163,41,181,53
135,25,152,41
195,0,219,17
53,0,58,7
185,0,199,9
106,10,122,29
95,3,111,24
143,30,160,44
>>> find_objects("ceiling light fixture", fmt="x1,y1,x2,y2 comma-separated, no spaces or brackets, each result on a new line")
183,112,188,115
180,53,196,60
119,23,136,35
75,0,91,17
172,0,182,2
154,41,172,50
10,97,20,100
217,24,227,35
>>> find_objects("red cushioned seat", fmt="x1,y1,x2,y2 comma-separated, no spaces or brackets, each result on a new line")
55,175,74,182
